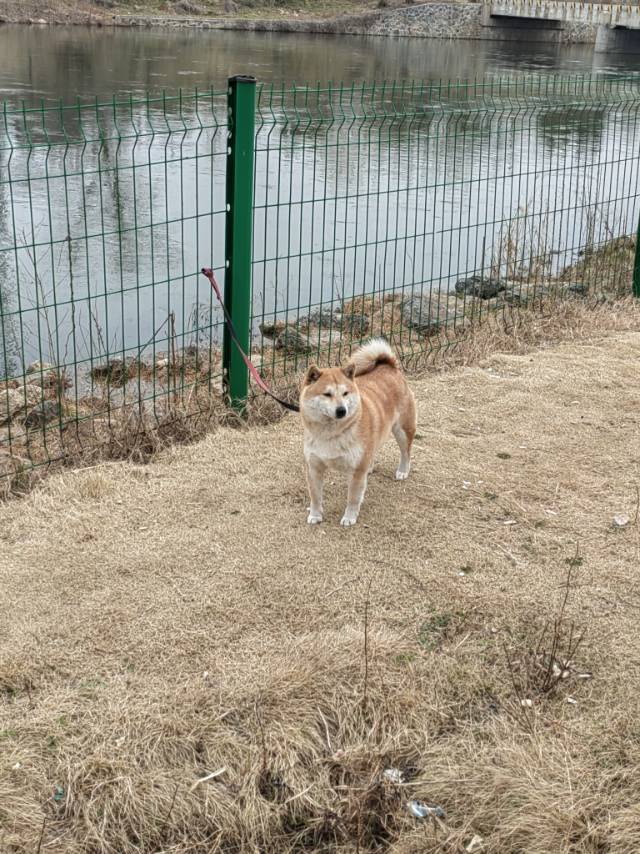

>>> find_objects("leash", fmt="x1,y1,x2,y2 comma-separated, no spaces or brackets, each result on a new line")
201,267,300,413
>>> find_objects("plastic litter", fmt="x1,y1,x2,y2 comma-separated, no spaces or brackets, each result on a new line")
408,800,446,820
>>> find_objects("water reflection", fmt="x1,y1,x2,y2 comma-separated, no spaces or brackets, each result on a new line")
1,25,639,102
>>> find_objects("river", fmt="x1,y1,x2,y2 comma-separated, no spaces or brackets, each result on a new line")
0,25,639,376
0,25,638,99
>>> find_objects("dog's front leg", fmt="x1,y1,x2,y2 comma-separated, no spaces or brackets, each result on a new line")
341,466,368,527
306,457,326,524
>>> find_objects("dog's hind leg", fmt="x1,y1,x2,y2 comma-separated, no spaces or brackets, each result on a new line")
393,396,416,480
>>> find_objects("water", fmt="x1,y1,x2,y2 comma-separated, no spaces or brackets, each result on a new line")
0,25,638,99
0,25,639,378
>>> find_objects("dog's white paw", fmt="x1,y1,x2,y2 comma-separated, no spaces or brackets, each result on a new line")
396,469,409,480
307,512,323,524
340,514,358,527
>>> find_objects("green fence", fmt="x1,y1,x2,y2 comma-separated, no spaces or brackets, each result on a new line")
1,75,640,481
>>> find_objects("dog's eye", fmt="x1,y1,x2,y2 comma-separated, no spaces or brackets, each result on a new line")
323,392,332,397
342,391,348,397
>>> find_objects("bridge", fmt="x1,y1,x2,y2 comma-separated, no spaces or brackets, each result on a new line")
483,0,640,51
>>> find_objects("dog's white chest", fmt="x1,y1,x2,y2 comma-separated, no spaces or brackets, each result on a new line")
304,430,363,471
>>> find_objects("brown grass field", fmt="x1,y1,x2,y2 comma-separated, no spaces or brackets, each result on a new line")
2,305,640,853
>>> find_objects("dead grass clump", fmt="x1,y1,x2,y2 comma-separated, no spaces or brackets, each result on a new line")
426,294,640,370
560,235,636,295
0,387,231,497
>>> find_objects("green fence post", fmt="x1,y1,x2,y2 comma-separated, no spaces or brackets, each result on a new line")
634,209,640,298
224,75,257,409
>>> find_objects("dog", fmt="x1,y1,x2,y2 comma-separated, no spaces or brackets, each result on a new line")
300,338,416,527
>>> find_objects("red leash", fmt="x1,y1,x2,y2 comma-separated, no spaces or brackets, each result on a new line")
201,267,300,413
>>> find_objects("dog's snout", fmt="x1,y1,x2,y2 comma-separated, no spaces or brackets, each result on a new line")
335,406,347,419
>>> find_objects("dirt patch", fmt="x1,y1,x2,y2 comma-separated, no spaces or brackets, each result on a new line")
1,326,640,851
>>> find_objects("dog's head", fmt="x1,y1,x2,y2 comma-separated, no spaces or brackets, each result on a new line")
300,363,360,424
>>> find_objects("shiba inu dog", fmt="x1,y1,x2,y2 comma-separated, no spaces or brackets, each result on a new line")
301,339,416,527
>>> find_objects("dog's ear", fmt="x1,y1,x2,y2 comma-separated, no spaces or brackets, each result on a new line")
305,365,322,384
342,363,356,381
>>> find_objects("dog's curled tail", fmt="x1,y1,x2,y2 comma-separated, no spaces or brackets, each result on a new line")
349,338,399,376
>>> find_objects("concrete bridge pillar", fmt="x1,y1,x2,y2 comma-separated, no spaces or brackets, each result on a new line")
595,24,640,53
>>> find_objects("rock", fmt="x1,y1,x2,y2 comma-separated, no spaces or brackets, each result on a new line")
26,361,54,374
224,0,238,11
306,306,343,329
174,0,204,13
154,355,170,370
454,275,505,300
24,400,61,430
0,386,41,424
564,281,589,297
503,282,553,305
401,295,454,334
25,372,48,386
302,307,369,337
275,327,312,355
314,329,341,351
23,366,71,390
262,309,368,343
90,358,138,386
259,320,287,340
501,288,522,305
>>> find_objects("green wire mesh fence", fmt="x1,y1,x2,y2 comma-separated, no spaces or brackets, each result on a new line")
1,75,640,481
252,76,640,382
0,89,229,479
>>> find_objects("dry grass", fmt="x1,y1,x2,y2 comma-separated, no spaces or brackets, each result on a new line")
0,0,401,25
2,317,640,852
3,295,640,498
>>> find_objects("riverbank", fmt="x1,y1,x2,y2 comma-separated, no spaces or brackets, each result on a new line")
0,0,599,44
2,236,638,495
2,0,395,28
